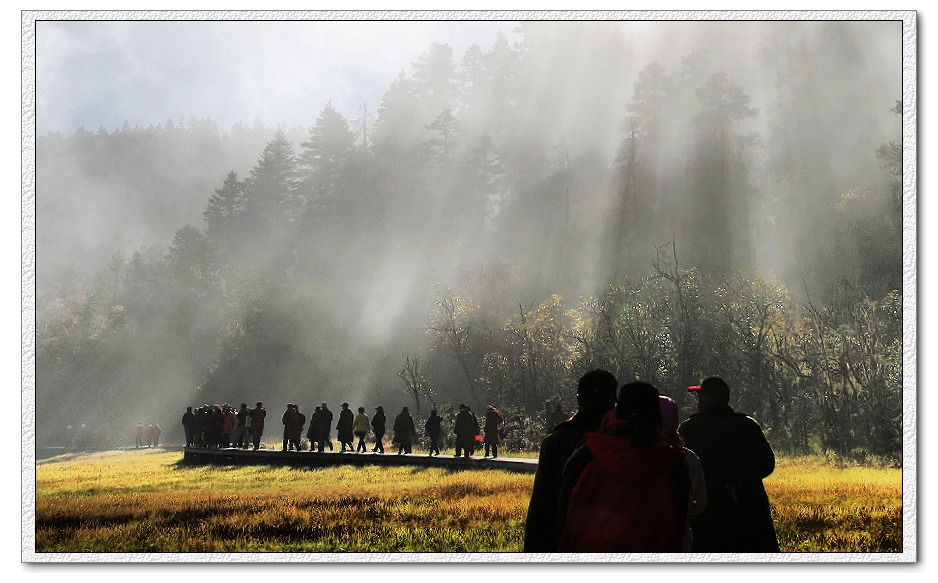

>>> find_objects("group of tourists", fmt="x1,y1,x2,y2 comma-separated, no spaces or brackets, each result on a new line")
134,421,161,448
181,402,267,451
181,400,505,457
524,370,780,554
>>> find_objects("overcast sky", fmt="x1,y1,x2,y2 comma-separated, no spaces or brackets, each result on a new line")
36,19,521,135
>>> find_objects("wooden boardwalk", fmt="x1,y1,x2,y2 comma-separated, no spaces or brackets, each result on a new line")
182,446,538,474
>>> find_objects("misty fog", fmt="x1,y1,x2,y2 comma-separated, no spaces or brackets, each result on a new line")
34,20,903,453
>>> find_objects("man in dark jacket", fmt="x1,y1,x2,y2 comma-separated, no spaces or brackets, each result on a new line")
453,404,476,458
424,409,442,456
281,404,297,451
483,405,504,458
294,405,306,451
371,406,387,453
320,403,334,452
337,402,354,452
182,407,196,447
250,402,266,451
393,407,417,454
523,369,617,552
678,376,780,552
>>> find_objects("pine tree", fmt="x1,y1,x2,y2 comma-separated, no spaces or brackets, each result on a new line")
241,131,299,237
203,170,245,251
298,101,357,223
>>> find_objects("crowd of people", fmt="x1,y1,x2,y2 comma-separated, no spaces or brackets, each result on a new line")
524,370,780,554
181,400,504,457
178,369,778,554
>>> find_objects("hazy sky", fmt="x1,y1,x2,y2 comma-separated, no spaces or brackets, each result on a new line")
36,19,521,135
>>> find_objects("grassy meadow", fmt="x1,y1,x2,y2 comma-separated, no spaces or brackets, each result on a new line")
33,446,902,554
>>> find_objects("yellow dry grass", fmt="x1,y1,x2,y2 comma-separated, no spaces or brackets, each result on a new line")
34,448,902,553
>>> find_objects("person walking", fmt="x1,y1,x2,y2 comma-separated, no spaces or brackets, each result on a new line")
523,369,617,552
149,423,162,447
320,403,334,452
182,407,196,447
293,405,306,451
337,403,354,452
221,405,236,448
393,407,417,454
678,377,780,553
232,403,248,449
250,402,266,451
371,406,387,453
483,405,504,458
281,403,297,451
353,406,370,453
424,409,442,456
309,406,323,452
453,404,475,458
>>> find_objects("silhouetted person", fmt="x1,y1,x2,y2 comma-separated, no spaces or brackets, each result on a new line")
371,406,387,453
232,403,248,448
308,406,323,451
424,409,442,456
250,402,266,450
293,405,306,451
242,404,253,449
320,403,334,451
353,406,370,453
547,403,568,432
453,404,475,458
281,403,295,451
483,405,504,458
678,377,780,553
337,402,354,452
182,407,196,447
221,405,236,447
557,381,691,552
393,407,417,454
149,423,162,447
282,404,303,451
209,405,224,448
523,369,617,552
659,395,708,551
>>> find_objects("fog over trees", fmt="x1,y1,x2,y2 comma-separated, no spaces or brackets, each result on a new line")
35,21,903,459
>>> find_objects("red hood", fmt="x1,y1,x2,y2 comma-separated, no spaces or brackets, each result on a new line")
583,424,686,480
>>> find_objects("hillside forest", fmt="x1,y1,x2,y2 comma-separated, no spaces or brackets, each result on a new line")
35,21,904,461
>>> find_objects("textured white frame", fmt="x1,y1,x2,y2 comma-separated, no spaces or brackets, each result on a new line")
20,9,917,566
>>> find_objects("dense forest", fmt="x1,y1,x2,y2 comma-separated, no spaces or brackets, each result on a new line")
35,22,903,461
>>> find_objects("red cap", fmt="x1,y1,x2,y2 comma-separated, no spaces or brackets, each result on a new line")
687,385,702,392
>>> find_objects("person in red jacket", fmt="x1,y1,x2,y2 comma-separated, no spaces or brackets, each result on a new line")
557,381,691,553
